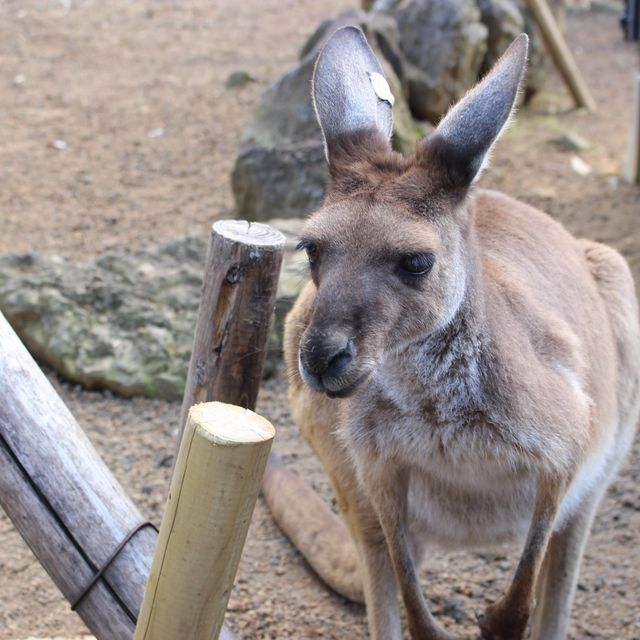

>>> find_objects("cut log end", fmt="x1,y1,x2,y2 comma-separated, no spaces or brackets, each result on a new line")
190,402,275,445
213,219,286,248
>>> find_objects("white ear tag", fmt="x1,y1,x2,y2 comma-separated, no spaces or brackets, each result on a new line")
368,72,395,106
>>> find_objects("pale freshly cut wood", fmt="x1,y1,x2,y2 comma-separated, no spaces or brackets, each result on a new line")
526,0,597,112
177,220,365,604
135,402,275,640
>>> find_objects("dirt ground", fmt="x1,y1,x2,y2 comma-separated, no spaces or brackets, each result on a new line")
0,1,639,639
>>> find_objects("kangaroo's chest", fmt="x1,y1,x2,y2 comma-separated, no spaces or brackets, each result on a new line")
346,369,540,548
350,400,538,547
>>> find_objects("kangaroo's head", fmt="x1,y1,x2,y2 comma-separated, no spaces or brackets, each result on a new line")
297,27,528,398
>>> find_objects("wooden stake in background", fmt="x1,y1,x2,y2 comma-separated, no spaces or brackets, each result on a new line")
624,74,640,184
177,220,286,440
526,0,597,112
135,402,274,640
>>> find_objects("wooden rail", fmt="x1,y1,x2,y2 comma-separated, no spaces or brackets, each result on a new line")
624,74,640,184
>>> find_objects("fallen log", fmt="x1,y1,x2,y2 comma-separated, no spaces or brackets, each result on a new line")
0,311,236,640
176,220,364,604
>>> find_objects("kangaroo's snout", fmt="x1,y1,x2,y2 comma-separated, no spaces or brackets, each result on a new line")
299,330,363,398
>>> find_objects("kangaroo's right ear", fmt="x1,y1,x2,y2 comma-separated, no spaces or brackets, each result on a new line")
313,26,394,162
419,34,529,188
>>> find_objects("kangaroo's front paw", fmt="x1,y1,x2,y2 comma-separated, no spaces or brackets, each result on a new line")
476,601,530,640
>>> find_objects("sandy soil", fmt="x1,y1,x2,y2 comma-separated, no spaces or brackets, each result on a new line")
0,1,639,639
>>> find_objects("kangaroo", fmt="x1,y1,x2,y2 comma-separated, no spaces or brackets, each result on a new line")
284,26,640,640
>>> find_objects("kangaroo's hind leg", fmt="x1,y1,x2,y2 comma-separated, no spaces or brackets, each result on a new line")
479,475,568,640
530,482,606,640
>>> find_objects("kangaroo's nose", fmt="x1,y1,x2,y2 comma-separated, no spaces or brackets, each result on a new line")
301,332,354,380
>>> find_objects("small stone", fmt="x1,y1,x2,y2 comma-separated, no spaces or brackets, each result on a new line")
158,454,174,468
551,131,591,152
570,155,592,176
147,127,166,138
442,596,466,623
225,70,257,89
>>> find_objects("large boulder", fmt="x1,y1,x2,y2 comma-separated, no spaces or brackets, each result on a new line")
233,136,327,225
0,224,309,400
369,0,546,115
232,9,426,222
371,0,489,123
0,239,205,400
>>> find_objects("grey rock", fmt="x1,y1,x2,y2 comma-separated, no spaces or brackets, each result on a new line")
373,0,489,123
518,6,548,100
550,131,591,152
0,238,206,400
231,1,547,222
225,69,257,89
442,596,466,624
231,53,327,222
232,139,328,224
477,0,525,71
0,224,309,400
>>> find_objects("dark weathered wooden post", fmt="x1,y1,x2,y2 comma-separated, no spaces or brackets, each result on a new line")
177,220,286,436
177,220,364,604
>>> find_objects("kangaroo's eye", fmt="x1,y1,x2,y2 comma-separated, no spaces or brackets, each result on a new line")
399,253,435,277
297,241,319,266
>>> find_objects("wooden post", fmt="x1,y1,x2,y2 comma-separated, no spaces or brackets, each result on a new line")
526,0,597,112
177,220,286,439
135,403,274,640
0,311,236,640
176,220,364,604
624,74,640,185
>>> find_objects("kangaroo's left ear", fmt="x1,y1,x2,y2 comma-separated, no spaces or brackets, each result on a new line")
313,26,394,162
419,34,529,187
